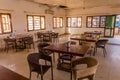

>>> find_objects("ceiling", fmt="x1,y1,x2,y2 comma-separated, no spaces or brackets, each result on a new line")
25,0,120,9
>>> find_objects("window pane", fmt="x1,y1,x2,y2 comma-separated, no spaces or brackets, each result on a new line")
78,17,82,27
2,15,11,33
100,16,106,27
57,18,60,28
53,17,63,28
60,18,63,27
28,16,33,30
67,18,71,27
34,16,40,30
87,17,92,27
115,15,120,28
41,17,45,29
54,18,57,28
27,15,45,31
92,16,100,27
71,18,77,27
0,23,2,33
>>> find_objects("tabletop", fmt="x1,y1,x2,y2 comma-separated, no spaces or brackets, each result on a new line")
0,65,29,80
44,43,90,57
84,31,103,35
70,35,97,42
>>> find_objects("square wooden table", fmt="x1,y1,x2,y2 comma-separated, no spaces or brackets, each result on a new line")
44,43,90,72
70,35,97,42
44,43,90,57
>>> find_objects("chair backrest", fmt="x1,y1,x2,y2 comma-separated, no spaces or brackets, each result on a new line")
3,38,16,45
96,39,108,46
72,57,98,68
27,53,40,64
71,57,99,80
27,53,53,77
52,32,59,38
23,36,34,44
37,43,50,53
27,53,52,63
37,32,43,38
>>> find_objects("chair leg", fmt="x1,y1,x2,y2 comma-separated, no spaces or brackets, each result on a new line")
37,73,39,78
104,48,107,54
33,43,35,50
6,46,8,53
70,70,72,80
94,47,97,56
51,66,53,80
103,48,107,57
41,75,43,80
88,75,94,80
29,71,31,80
53,52,55,62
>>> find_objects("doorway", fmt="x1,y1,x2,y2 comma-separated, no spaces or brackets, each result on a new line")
114,15,120,38
104,15,115,37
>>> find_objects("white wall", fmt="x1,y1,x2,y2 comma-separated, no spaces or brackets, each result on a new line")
1,0,120,37
66,6,120,34
0,0,66,38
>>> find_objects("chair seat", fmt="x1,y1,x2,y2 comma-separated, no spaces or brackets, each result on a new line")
97,45,105,48
32,65,51,75
59,54,73,61
95,39,108,57
27,53,53,80
71,57,99,80
38,42,50,47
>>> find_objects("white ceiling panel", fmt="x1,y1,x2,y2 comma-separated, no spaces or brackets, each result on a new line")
25,0,120,9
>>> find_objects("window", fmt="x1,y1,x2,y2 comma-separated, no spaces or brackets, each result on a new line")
0,14,12,34
87,16,106,28
27,15,45,31
67,17,82,28
53,17,63,28
115,15,120,28
92,16,100,27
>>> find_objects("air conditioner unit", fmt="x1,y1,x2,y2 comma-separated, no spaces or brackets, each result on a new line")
45,9,54,15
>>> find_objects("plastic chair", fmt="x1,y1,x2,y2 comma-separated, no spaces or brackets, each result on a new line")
27,53,53,80
37,42,55,62
57,41,76,72
58,41,76,63
71,57,99,80
95,39,108,57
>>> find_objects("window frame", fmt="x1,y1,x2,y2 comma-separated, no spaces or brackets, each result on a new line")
67,17,82,28
0,13,12,34
53,17,63,29
86,16,106,28
27,15,45,32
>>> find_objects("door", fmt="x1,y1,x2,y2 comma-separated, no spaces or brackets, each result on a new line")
104,15,115,37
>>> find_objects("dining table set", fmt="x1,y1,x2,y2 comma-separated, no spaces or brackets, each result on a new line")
42,32,102,72
3,33,34,52
37,31,59,42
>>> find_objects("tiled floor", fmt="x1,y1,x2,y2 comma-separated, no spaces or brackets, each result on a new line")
0,35,120,80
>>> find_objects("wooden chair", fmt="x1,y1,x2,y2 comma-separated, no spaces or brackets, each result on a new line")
51,32,59,42
27,53,53,80
37,32,44,42
43,34,51,42
3,38,16,53
23,36,35,51
71,57,99,80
